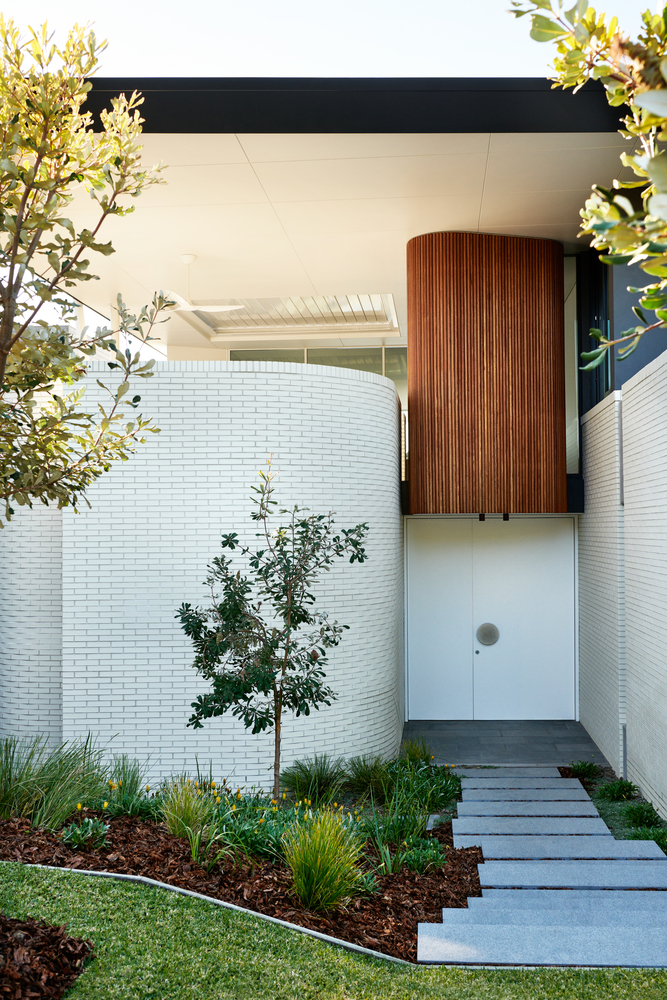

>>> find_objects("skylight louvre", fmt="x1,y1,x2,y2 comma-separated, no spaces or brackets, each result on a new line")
172,292,400,343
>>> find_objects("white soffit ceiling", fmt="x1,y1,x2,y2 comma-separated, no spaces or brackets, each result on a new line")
66,131,631,353
169,293,400,346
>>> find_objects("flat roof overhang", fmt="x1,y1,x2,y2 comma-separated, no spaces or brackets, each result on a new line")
87,77,620,133
66,78,626,355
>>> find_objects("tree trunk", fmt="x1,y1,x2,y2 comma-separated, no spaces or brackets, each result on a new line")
273,688,282,799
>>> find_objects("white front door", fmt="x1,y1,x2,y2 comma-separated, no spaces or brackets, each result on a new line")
406,517,576,720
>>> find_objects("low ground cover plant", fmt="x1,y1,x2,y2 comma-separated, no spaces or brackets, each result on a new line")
61,815,109,850
569,759,602,780
596,778,639,801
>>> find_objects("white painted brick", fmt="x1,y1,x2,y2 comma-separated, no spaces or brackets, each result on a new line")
578,392,625,774
621,349,667,818
0,505,63,741
46,361,404,787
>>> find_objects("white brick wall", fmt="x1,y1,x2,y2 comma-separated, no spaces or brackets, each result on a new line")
578,392,625,774
0,504,63,741
59,362,403,787
622,349,667,817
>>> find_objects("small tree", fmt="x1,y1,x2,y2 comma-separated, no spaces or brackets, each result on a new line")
512,2,667,369
176,462,369,798
0,19,169,525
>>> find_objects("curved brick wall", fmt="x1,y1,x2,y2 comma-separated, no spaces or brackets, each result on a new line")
28,361,403,786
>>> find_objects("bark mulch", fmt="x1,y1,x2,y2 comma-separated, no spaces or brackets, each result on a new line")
0,914,93,999
0,816,482,964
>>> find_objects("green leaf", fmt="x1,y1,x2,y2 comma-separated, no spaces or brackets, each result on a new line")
529,14,568,41
634,89,667,117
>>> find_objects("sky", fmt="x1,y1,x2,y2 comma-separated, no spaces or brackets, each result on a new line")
13,0,651,78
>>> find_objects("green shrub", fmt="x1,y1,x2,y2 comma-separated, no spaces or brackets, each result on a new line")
61,815,109,850
282,809,365,911
625,801,662,827
402,836,446,874
400,737,433,767
281,754,346,805
0,735,107,830
569,759,602,780
162,778,215,837
344,754,390,803
629,826,667,854
596,779,639,801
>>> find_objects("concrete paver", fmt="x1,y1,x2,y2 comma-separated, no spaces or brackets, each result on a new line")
452,817,609,836
453,835,664,858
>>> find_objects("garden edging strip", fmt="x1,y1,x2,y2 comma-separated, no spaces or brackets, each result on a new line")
5,861,411,966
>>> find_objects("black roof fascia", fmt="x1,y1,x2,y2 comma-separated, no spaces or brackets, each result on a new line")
87,77,621,133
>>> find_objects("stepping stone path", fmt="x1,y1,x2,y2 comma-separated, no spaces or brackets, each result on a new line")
417,766,667,967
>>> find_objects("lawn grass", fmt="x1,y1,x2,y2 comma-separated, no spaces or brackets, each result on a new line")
3,864,667,999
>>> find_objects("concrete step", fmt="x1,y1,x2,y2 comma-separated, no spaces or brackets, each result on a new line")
475,889,667,908
479,860,667,889
462,787,590,801
439,906,667,926
461,778,582,789
453,835,665,859
452,817,609,836
417,922,667,965
454,768,562,778
457,800,600,817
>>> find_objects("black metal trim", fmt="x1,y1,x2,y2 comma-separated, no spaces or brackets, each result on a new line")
87,77,621,133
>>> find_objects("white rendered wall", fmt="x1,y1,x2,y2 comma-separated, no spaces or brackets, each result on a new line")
61,362,403,787
578,392,625,774
622,349,667,817
0,505,63,742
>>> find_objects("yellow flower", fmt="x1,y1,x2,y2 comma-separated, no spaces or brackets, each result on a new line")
282,792,286,799
232,804,236,812
118,780,122,787
76,803,82,811
307,799,311,806
333,802,337,808
258,818,264,824
216,796,221,804
145,784,150,793
211,781,216,789
271,799,277,806
187,778,191,785
272,806,277,812
195,781,199,787
103,801,109,809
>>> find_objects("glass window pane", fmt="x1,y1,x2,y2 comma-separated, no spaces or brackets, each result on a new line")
384,346,408,409
307,347,382,374
230,349,304,363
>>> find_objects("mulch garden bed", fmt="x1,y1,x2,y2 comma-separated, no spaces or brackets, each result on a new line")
0,913,93,999
0,816,482,964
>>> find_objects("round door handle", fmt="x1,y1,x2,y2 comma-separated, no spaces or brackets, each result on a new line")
476,622,499,645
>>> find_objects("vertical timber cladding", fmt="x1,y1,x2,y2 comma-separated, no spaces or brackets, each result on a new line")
407,232,567,514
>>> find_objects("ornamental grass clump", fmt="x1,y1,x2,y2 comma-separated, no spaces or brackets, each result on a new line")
281,753,347,805
161,778,215,837
0,735,107,830
282,809,365,911
344,754,390,804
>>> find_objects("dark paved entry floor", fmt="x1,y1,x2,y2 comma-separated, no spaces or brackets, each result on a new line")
401,720,609,767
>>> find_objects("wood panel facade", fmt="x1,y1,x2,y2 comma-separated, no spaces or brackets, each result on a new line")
407,232,567,514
